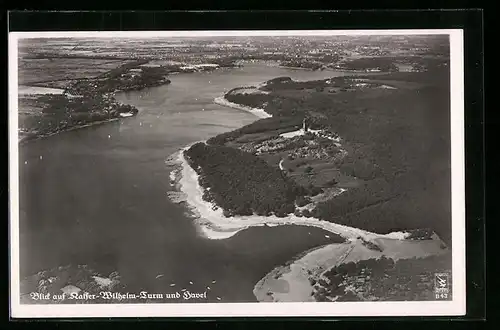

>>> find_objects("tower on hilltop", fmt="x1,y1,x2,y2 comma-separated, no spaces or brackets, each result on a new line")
302,117,309,132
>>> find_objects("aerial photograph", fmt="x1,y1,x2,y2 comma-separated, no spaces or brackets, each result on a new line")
15,33,453,304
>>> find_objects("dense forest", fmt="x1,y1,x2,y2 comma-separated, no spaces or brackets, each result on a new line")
313,253,452,301
280,60,324,70
184,143,308,217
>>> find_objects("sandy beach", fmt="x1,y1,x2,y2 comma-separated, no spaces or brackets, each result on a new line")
166,95,416,242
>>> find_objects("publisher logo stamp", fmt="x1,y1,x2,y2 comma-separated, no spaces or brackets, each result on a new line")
434,273,450,299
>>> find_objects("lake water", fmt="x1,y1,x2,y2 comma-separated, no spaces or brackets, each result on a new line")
18,63,358,302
